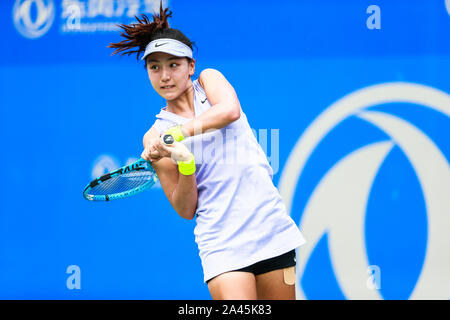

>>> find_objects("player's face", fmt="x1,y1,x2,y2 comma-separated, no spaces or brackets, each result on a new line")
146,52,195,100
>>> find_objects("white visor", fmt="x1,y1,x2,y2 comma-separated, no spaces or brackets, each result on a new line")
141,38,193,60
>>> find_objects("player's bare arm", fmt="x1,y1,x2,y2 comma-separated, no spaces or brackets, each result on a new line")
144,127,197,220
180,68,241,137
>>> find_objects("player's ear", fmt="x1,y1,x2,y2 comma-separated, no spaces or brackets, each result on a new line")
189,58,195,77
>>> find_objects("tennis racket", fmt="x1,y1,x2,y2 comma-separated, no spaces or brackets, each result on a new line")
83,134,177,201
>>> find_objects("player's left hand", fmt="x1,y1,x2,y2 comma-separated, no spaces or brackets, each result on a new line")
154,138,192,162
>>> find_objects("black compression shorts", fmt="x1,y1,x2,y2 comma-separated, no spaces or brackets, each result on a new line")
206,249,296,284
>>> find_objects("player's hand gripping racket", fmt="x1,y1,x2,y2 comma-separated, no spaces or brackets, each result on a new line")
83,134,183,201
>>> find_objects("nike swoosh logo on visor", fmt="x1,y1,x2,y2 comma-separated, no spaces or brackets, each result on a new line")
155,42,168,47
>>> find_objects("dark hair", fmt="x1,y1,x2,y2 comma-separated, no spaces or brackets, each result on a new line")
108,2,196,68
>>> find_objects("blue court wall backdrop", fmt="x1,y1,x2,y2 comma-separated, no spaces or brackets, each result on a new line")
0,0,449,299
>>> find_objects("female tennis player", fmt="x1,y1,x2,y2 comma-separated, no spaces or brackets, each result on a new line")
108,3,306,300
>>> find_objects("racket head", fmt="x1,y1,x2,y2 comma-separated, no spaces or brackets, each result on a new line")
83,158,157,201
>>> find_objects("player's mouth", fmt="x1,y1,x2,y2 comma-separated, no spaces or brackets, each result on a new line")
161,85,175,90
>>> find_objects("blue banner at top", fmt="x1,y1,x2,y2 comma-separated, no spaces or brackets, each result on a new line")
3,0,450,66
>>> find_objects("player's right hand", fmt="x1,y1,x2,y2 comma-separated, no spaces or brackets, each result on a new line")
141,137,162,162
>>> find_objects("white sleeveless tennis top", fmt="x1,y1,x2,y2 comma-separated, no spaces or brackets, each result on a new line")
152,78,306,282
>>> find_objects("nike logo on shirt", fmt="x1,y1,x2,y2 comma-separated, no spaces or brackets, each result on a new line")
201,98,207,103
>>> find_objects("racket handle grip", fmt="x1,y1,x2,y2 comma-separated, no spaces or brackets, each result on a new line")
162,134,175,145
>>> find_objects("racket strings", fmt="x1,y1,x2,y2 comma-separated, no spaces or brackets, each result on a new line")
87,171,154,196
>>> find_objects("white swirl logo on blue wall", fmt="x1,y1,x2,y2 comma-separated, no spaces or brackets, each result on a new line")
279,82,450,299
13,0,55,39
91,154,120,180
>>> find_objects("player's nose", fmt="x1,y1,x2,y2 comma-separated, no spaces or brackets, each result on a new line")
161,67,171,81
